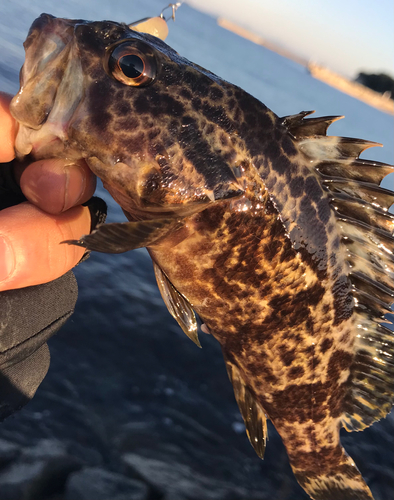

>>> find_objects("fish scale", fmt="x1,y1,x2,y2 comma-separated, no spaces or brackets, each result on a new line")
10,14,394,500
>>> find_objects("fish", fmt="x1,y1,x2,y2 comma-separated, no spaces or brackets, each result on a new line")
10,14,394,500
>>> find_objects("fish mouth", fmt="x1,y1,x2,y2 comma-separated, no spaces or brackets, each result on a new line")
10,14,85,161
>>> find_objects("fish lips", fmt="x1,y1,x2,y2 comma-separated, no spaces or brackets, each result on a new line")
10,15,88,159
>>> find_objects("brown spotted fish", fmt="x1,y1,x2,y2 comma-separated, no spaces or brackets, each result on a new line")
10,14,394,500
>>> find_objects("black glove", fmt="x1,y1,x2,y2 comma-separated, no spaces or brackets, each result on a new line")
0,161,106,420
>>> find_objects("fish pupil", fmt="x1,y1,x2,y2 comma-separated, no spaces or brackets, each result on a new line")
119,54,144,79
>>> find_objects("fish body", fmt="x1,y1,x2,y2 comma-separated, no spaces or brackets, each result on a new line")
10,15,394,500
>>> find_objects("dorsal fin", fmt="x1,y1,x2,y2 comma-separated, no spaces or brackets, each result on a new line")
282,110,315,129
282,111,344,138
338,218,394,313
317,158,394,185
225,359,268,459
288,112,394,432
324,179,394,210
299,135,381,160
337,215,394,431
342,318,394,431
346,251,393,290
152,261,201,347
330,196,394,235
351,272,394,303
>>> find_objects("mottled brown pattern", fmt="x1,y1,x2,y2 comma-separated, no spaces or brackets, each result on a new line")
12,15,391,500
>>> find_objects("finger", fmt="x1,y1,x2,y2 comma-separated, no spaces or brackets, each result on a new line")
18,158,97,214
0,92,16,163
0,201,91,291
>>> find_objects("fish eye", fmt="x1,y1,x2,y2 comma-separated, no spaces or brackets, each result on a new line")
107,41,157,87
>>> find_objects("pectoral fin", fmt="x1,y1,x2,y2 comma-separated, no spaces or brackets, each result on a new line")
153,261,201,347
63,218,181,254
225,359,268,459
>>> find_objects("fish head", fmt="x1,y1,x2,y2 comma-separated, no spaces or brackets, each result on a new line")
11,14,243,218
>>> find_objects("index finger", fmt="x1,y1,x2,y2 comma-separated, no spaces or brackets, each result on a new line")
0,92,17,162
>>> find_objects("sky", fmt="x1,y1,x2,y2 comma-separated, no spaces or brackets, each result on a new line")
186,0,394,79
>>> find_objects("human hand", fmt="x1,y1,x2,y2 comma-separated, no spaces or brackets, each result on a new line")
0,92,97,292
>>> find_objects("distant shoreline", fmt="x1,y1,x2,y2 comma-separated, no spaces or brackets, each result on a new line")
217,18,394,116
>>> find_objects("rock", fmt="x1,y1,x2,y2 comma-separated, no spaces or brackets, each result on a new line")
0,439,20,468
0,439,81,500
122,453,251,500
0,461,44,500
65,442,104,467
23,438,68,460
64,467,149,500
27,456,82,500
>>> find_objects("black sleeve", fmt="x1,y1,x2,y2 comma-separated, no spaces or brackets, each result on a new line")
0,272,78,420
0,161,105,420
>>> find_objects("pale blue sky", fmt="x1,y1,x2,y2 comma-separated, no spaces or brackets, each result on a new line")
187,0,394,78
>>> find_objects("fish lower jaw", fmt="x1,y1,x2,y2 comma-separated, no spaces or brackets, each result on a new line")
31,135,65,159
14,124,82,161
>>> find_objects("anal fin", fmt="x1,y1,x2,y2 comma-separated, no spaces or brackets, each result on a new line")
225,360,268,459
153,261,201,347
